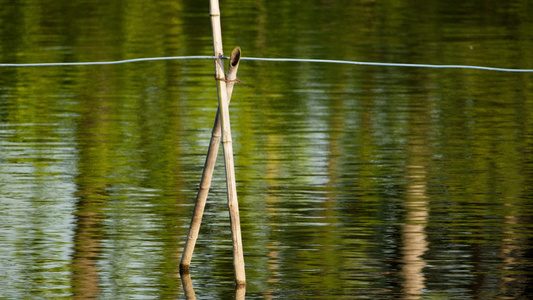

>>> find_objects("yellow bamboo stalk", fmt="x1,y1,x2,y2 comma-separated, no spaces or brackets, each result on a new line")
209,0,246,286
179,47,242,273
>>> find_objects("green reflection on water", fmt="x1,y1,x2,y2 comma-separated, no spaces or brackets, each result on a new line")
1,0,533,299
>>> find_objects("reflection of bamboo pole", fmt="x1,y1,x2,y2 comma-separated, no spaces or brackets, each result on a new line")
500,205,519,294
402,164,429,300
402,132,429,299
180,47,241,272
181,265,245,300
180,271,196,299
235,284,246,300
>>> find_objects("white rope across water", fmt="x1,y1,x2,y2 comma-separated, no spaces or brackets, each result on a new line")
0,56,215,67
1,55,533,72
240,57,533,73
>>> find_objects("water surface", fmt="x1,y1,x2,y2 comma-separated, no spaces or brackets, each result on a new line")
1,0,532,299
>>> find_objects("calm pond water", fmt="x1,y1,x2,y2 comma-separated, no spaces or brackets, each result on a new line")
1,0,533,299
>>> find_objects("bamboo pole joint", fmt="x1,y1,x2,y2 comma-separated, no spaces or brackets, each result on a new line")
215,76,243,83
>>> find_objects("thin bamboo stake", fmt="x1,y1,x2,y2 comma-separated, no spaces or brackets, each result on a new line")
180,47,242,273
210,0,246,286
209,0,246,286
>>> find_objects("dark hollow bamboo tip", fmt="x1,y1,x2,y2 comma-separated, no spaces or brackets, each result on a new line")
230,47,241,67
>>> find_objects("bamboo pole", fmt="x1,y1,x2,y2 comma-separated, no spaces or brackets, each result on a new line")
209,0,246,286
180,47,242,273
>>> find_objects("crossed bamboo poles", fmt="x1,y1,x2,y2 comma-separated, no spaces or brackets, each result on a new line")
179,0,246,287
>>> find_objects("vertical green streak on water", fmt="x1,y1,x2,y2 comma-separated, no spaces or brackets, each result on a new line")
71,65,115,299
0,8,79,294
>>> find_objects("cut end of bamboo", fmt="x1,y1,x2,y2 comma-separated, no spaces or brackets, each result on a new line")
225,46,242,99
230,46,241,68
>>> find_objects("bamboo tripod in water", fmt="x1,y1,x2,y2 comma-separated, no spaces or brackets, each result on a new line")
179,46,243,273
179,7,246,284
